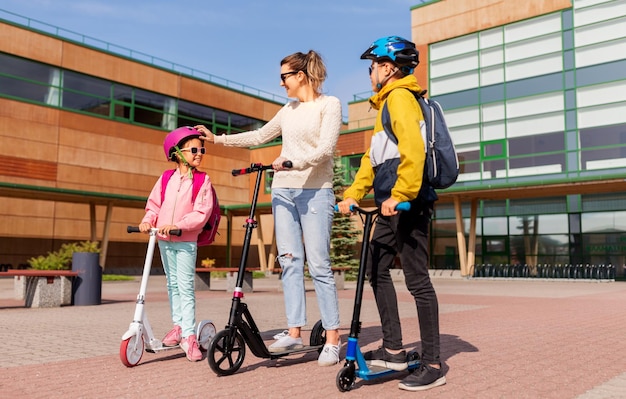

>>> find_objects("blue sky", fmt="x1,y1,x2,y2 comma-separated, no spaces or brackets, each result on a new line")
1,0,419,114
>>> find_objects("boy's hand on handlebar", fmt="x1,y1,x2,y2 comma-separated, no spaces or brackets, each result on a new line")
381,198,400,216
138,222,152,233
158,225,180,236
194,125,215,143
337,198,358,215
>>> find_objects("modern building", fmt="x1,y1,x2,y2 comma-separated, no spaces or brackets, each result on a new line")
403,0,626,276
1,0,626,277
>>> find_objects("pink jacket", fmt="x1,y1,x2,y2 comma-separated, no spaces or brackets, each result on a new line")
141,169,214,243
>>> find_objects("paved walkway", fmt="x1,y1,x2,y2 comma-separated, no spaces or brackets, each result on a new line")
1,274,625,398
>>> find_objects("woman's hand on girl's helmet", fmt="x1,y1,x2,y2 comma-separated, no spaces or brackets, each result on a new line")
194,125,215,143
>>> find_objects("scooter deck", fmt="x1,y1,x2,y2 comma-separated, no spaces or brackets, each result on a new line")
145,345,181,354
357,359,420,380
266,344,324,358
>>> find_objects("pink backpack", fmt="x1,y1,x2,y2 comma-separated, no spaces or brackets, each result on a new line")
160,169,221,246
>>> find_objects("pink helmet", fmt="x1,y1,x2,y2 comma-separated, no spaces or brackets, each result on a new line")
163,126,202,161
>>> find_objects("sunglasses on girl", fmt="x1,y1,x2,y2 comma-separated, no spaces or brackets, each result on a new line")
180,147,206,155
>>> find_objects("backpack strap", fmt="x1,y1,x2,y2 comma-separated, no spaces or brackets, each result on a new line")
160,169,206,204
190,169,207,203
160,169,176,204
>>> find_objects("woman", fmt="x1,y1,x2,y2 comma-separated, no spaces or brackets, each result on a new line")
195,50,342,366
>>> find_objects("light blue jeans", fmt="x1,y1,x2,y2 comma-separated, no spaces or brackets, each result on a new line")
272,188,340,331
158,240,197,337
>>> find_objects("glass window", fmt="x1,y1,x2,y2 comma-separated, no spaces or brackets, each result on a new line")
178,99,215,128
482,141,506,158
482,217,508,235
111,83,133,120
62,71,112,116
0,52,53,102
0,52,51,83
341,154,363,184
509,152,565,171
509,132,564,156
580,124,626,148
582,147,626,170
132,89,168,128
432,219,457,237
483,159,506,180
506,72,563,99
509,214,568,235
581,211,626,233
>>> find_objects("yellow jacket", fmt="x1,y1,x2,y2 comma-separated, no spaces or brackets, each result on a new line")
344,74,430,205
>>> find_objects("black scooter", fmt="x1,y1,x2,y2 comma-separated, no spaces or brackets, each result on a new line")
207,162,325,376
335,203,420,392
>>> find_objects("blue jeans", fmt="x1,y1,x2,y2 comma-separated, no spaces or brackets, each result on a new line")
158,240,197,337
272,188,340,331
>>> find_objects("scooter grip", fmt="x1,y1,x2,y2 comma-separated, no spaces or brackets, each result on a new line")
396,202,411,211
282,161,293,169
126,226,182,236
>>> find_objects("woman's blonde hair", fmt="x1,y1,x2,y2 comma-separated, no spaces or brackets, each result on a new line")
281,50,327,94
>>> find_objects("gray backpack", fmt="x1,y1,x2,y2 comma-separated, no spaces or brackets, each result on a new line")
382,89,459,190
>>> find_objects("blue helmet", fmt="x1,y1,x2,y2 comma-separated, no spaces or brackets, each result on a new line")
360,36,420,75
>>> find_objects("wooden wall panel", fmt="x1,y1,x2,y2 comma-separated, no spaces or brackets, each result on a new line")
0,23,63,65
411,0,572,45
60,43,181,96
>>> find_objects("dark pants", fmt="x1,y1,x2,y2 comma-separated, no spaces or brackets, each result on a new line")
366,202,441,364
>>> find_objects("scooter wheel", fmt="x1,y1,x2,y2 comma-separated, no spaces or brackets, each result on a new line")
207,329,246,376
336,364,356,392
310,320,326,350
120,334,144,367
197,321,217,352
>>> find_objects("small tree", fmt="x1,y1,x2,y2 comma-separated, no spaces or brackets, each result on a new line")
330,155,360,279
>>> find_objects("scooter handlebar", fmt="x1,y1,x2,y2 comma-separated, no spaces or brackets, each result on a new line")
127,226,182,236
333,202,411,214
231,161,293,176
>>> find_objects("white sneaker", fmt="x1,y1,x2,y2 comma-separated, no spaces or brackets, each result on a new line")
318,339,341,366
268,335,303,353
272,330,289,340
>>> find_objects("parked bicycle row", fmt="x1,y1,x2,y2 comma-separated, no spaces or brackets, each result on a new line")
472,263,616,280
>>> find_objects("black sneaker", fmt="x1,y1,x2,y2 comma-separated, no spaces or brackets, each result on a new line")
398,363,446,391
363,346,408,371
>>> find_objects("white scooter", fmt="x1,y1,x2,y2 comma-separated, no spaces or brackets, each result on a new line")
120,226,216,367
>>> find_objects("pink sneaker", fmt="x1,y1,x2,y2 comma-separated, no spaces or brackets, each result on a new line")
162,325,182,347
180,334,202,362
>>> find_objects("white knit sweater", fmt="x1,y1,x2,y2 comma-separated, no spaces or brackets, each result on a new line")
215,95,342,189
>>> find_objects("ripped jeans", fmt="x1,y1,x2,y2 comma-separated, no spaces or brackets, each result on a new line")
271,188,340,331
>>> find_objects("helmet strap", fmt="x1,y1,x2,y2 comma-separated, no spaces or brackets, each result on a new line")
375,64,399,90
174,146,195,178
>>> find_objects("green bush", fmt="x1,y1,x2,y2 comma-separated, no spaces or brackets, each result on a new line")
27,241,100,270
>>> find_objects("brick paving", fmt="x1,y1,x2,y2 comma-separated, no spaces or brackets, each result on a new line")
1,274,626,398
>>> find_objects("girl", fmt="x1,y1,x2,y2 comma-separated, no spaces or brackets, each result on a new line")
139,126,214,362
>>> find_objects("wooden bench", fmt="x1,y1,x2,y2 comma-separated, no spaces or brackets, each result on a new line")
0,269,78,308
195,267,260,293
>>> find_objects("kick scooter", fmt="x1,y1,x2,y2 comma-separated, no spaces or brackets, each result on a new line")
334,203,420,392
206,162,326,376
120,226,216,367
